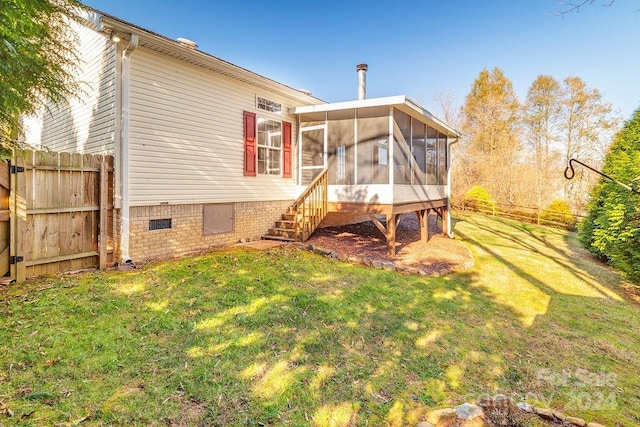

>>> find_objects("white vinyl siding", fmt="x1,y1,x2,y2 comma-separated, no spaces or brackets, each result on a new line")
23,22,117,154
128,47,301,206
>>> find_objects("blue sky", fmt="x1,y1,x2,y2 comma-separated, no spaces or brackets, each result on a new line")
83,0,640,120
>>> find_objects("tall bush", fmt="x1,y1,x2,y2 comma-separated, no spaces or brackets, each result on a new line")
540,200,576,228
580,108,640,282
464,186,494,213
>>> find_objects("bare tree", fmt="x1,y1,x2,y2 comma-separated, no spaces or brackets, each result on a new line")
432,89,459,127
523,75,564,208
552,0,619,17
561,76,618,211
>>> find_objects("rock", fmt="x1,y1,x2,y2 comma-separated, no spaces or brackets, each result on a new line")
516,402,533,413
533,407,554,419
476,395,494,408
347,256,360,264
330,252,339,259
492,394,511,410
382,261,396,271
455,403,484,420
586,423,605,427
426,408,456,426
239,238,247,243
372,260,383,269
337,252,349,261
551,410,566,421
416,422,435,427
313,246,332,255
566,416,586,426
407,267,420,274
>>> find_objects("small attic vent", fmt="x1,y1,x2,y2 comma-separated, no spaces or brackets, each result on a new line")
257,96,281,113
176,37,197,49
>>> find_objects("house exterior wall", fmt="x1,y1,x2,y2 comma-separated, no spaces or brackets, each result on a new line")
128,47,303,207
127,200,290,262
22,21,117,154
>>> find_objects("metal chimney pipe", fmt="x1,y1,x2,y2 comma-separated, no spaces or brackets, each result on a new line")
356,63,368,100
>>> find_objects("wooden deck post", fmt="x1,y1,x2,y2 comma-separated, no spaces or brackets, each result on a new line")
416,209,428,243
386,213,397,257
442,206,449,236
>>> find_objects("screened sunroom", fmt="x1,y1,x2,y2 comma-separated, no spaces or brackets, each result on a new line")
292,95,459,211
290,95,460,255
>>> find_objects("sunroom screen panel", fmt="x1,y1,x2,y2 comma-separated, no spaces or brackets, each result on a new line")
327,110,355,185
426,125,438,185
437,132,447,185
411,118,426,185
357,113,389,185
393,109,412,185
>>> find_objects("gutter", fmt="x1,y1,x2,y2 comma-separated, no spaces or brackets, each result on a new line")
119,33,139,262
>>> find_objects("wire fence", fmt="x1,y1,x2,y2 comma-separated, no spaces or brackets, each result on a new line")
453,197,587,231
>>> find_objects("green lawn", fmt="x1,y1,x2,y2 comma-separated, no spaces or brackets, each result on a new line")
1,212,638,426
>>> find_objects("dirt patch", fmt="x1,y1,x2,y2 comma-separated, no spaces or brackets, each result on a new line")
307,213,474,275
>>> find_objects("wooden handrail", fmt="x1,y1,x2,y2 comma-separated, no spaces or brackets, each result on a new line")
291,168,328,211
290,168,329,241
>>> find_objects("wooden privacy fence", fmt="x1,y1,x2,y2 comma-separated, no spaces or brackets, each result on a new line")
4,150,114,282
454,197,586,230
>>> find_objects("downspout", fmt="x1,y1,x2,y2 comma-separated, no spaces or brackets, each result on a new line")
446,137,459,238
119,33,138,262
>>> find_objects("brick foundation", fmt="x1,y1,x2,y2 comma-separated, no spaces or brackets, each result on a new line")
125,200,291,262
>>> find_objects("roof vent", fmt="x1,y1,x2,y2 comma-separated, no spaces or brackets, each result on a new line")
176,37,197,49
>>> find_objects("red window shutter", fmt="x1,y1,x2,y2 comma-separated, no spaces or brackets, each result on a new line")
243,111,256,176
282,121,292,178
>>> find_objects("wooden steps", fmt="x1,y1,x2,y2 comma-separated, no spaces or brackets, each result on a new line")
262,213,316,242
262,169,328,243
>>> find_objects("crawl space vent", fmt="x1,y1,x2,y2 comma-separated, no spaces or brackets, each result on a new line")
149,218,172,230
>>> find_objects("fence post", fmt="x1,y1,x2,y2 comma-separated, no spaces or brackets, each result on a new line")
10,152,27,282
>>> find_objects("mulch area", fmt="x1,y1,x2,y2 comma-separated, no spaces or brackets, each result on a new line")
307,213,474,275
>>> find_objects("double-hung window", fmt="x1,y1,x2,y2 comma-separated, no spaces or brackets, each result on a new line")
243,110,292,178
257,118,282,175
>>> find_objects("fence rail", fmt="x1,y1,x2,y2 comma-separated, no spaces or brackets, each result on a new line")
454,197,586,230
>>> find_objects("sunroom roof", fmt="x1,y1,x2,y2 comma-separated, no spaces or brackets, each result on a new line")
290,95,461,138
